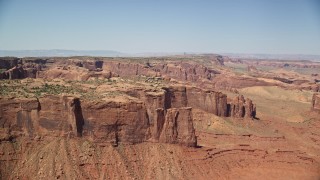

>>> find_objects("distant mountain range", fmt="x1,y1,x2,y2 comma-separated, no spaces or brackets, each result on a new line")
221,53,320,61
1,50,319,61
0,50,125,57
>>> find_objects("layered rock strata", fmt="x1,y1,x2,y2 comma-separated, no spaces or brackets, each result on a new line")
154,86,255,118
127,86,256,119
0,96,83,137
0,84,256,147
102,61,219,82
0,96,197,147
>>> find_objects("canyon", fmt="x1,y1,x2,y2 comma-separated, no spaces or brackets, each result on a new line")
0,55,320,179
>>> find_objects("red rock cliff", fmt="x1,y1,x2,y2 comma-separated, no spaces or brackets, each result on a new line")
0,96,83,137
0,96,197,147
186,87,228,116
102,61,219,82
158,107,197,147
164,86,253,118
81,100,151,145
129,85,255,119
228,95,256,118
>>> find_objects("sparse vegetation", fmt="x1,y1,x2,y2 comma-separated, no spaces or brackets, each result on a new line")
31,83,83,97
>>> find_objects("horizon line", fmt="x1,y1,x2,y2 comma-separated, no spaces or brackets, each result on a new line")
0,49,320,56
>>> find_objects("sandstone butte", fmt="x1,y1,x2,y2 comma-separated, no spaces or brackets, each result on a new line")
0,85,256,147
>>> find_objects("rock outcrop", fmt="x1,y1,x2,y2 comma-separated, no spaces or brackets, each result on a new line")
158,107,197,147
0,96,83,137
38,95,84,137
0,57,20,69
186,87,228,116
0,98,39,137
128,85,255,119
102,61,219,82
164,86,229,116
0,65,39,79
81,100,150,145
38,65,113,81
0,58,47,79
83,60,103,71
163,86,255,118
228,95,256,118
0,95,197,147
0,66,25,79
312,93,320,111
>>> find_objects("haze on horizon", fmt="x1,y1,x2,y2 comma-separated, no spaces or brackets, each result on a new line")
0,0,319,55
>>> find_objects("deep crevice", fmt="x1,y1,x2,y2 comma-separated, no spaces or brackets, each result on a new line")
74,99,84,137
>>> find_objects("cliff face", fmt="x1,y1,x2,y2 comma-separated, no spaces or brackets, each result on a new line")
312,94,320,111
0,86,255,147
38,96,84,137
0,58,46,79
0,57,270,91
0,57,20,69
0,96,83,138
164,86,188,108
0,98,39,137
81,100,150,145
158,107,197,147
67,59,104,71
228,95,256,118
127,85,255,119
153,63,215,81
0,66,25,79
0,65,40,79
0,95,197,147
185,87,228,116
102,61,219,82
164,86,228,116
162,86,255,118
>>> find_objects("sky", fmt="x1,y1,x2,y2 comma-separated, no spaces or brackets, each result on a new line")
0,0,319,55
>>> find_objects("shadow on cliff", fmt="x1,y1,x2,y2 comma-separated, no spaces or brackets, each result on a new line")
74,99,84,137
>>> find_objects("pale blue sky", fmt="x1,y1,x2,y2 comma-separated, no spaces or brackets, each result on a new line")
0,0,319,54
